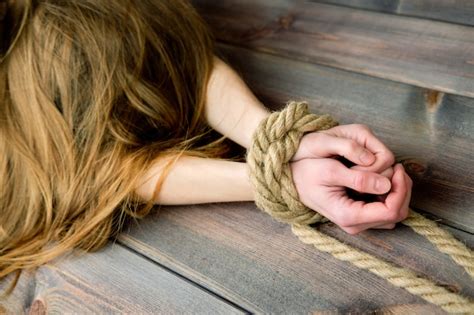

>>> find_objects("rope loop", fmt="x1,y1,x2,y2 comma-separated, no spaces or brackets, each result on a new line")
246,100,474,313
246,101,338,225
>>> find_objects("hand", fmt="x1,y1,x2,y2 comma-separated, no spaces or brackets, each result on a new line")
288,123,411,234
290,159,412,234
291,124,395,174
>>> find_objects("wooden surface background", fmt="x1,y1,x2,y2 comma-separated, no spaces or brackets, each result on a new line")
1,0,473,313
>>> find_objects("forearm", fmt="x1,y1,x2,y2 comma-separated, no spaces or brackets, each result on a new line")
136,58,270,205
205,56,271,149
135,155,254,205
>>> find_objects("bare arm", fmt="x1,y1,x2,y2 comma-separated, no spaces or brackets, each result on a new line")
135,155,253,205
204,56,271,149
135,56,268,204
134,56,410,234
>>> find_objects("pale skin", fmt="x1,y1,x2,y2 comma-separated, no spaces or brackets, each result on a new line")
135,56,413,235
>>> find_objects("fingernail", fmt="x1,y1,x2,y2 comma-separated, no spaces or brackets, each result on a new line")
375,178,391,193
360,150,374,165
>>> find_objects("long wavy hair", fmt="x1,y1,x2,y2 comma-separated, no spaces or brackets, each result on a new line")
0,0,235,293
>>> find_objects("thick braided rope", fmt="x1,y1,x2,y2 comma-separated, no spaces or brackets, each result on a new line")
246,101,474,313
246,101,337,225
291,223,474,313
403,211,474,278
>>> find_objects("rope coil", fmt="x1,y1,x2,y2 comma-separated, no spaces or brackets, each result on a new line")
246,101,474,313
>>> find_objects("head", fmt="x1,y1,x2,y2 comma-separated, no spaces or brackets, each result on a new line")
0,0,233,292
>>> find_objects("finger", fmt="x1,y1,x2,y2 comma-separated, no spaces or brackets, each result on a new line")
384,163,409,219
292,132,376,166
324,161,392,194
352,166,393,180
342,223,396,235
330,164,407,228
369,169,412,231
332,197,390,230
359,131,395,173
398,169,413,221
329,136,376,166
324,125,395,173
380,167,394,179
373,223,396,229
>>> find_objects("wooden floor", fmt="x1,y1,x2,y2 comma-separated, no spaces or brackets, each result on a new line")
2,1,474,313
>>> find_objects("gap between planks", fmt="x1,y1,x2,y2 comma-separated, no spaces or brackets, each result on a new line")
194,0,474,98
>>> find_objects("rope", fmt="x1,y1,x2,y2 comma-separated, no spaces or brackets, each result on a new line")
246,101,474,313
403,211,474,278
292,224,473,313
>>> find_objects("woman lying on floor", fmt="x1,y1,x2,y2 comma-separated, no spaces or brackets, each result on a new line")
0,0,411,292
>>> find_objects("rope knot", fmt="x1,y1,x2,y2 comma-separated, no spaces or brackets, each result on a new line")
246,101,338,225
246,100,474,312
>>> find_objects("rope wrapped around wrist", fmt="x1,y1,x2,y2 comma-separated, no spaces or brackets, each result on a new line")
246,101,337,225
246,101,474,313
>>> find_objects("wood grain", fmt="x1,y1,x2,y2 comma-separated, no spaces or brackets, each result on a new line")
0,244,245,314
119,202,473,314
193,0,474,98
217,44,474,233
0,270,36,314
310,0,474,27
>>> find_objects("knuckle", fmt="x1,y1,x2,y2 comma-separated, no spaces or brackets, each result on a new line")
356,124,371,133
386,210,400,222
386,152,396,166
380,150,395,166
347,140,359,154
337,208,358,228
399,208,409,221
334,210,350,227
353,173,367,191
399,212,409,222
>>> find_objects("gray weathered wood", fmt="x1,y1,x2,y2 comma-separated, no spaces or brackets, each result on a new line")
193,0,474,98
119,203,473,314
0,243,245,314
311,0,474,27
217,44,474,233
0,270,35,314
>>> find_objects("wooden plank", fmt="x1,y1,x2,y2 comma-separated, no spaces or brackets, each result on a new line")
217,44,474,233
119,203,473,314
0,270,35,314
193,0,474,98
310,0,474,27
0,244,245,314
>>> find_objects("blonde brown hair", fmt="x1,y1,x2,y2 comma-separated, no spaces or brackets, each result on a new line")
0,0,235,293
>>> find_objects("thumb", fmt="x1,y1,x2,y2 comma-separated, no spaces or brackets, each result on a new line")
325,162,392,194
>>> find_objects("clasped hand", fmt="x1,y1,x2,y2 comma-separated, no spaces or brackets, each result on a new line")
290,124,412,234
